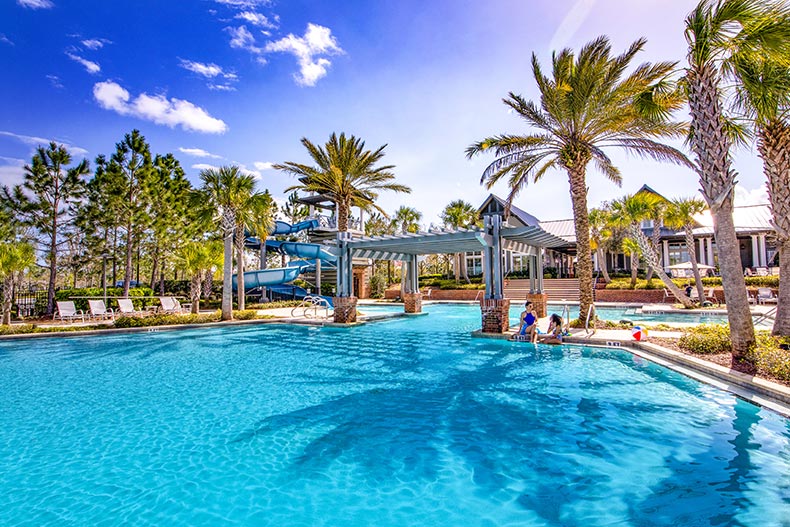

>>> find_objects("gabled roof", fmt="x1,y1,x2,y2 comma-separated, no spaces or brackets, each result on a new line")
689,204,773,235
539,219,576,243
477,194,541,227
636,184,669,202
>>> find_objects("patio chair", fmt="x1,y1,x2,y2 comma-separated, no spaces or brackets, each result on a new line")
756,287,778,305
158,297,189,314
756,267,769,277
54,301,85,323
117,298,147,317
690,287,719,306
88,299,115,321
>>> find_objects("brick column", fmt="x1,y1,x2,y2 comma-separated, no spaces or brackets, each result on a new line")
480,298,510,333
403,292,422,313
525,292,548,318
333,296,358,323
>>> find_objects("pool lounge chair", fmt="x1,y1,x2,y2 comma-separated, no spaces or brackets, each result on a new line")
756,287,778,305
88,299,115,321
158,296,190,314
54,301,85,323
117,298,147,317
690,287,719,306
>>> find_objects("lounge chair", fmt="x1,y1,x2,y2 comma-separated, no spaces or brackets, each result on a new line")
158,297,189,314
88,299,115,320
756,267,769,277
690,287,719,306
756,287,778,305
117,298,147,317
54,301,85,323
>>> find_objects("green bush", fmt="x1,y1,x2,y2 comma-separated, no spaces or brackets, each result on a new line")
369,274,387,299
605,278,685,290
114,312,221,328
247,300,303,309
700,276,778,288
749,333,790,381
678,324,732,354
233,310,260,320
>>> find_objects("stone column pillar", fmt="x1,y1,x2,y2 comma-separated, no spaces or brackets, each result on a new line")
697,238,705,265
480,298,510,333
706,238,714,267
758,234,767,267
333,296,358,323
751,235,759,268
403,292,422,313
525,292,548,318
662,240,670,269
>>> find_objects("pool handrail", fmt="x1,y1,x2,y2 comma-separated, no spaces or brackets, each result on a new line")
561,304,571,334
753,306,777,326
291,295,333,319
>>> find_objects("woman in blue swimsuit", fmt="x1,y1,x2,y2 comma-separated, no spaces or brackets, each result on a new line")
516,302,538,342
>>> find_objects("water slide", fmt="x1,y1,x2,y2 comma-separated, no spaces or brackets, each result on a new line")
232,220,337,303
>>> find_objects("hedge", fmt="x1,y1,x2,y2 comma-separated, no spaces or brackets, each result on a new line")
55,287,155,311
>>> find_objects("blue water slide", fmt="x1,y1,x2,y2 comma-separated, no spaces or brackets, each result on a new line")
266,240,337,263
271,219,319,236
232,266,302,290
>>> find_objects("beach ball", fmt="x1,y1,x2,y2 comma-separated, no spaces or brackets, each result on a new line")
632,326,648,341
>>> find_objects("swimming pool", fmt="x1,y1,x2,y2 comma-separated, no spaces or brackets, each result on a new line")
1,304,788,526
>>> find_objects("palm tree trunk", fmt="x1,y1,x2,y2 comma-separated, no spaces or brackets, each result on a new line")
630,251,638,288
645,221,661,282
629,225,694,308
46,207,58,316
685,227,705,301
454,253,460,281
235,225,245,311
597,248,611,283
566,166,594,322
123,222,133,297
2,276,12,325
757,120,790,336
688,63,755,357
190,273,201,314
337,200,349,232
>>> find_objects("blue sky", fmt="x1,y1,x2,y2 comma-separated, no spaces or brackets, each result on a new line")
0,0,769,226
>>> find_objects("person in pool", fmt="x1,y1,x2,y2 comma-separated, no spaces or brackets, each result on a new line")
538,313,564,345
515,301,538,342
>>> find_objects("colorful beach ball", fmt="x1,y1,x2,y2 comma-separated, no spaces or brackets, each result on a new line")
632,326,648,341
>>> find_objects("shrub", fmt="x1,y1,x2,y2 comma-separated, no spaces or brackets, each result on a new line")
678,324,732,354
749,333,790,382
56,287,155,311
233,310,260,320
604,278,685,290
369,274,387,298
701,276,778,288
247,300,303,309
114,312,221,328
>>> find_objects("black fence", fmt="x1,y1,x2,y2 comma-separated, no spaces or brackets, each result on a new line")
4,290,50,318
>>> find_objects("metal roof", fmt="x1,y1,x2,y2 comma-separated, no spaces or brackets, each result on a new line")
539,219,576,243
332,224,568,260
689,204,773,236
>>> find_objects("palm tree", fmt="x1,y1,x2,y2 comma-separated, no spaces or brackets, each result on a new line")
665,197,709,302
441,200,479,282
392,206,422,234
199,166,256,321
643,197,668,283
589,207,613,284
684,0,790,355
0,241,36,325
177,240,222,314
609,194,695,307
233,189,276,310
733,56,790,336
275,133,411,232
467,36,691,322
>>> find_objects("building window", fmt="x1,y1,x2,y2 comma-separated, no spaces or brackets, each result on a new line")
668,242,689,266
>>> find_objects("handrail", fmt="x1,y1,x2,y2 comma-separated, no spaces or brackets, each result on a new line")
474,290,483,302
561,304,571,334
291,295,333,319
753,306,777,326
585,304,597,337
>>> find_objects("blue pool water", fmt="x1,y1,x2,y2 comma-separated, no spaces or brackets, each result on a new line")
1,304,789,526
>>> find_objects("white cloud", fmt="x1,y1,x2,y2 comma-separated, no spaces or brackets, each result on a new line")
17,0,54,9
46,74,64,88
237,164,262,179
253,161,274,171
0,131,88,156
734,184,769,206
208,83,236,92
235,11,277,28
66,52,101,74
0,157,26,186
227,25,263,54
81,38,111,50
213,0,269,8
179,147,222,159
93,80,229,134
0,34,13,46
192,163,220,172
264,23,343,86
179,59,224,78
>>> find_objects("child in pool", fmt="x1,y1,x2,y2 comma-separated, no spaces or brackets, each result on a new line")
538,313,564,345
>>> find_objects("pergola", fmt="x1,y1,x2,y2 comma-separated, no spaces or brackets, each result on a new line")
329,213,568,303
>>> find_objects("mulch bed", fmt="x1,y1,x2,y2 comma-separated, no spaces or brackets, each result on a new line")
648,336,788,387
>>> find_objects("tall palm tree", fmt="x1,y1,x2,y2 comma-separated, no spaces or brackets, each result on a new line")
665,197,709,302
589,207,613,283
684,0,790,355
441,200,479,282
621,237,641,288
467,36,691,321
275,133,411,232
643,196,668,283
609,194,695,307
177,240,223,314
0,241,36,325
733,56,790,336
199,166,256,321
233,189,276,310
392,206,422,234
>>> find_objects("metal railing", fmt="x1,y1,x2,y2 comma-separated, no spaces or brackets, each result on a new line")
309,214,363,232
585,304,597,337
291,296,333,319
753,306,777,326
